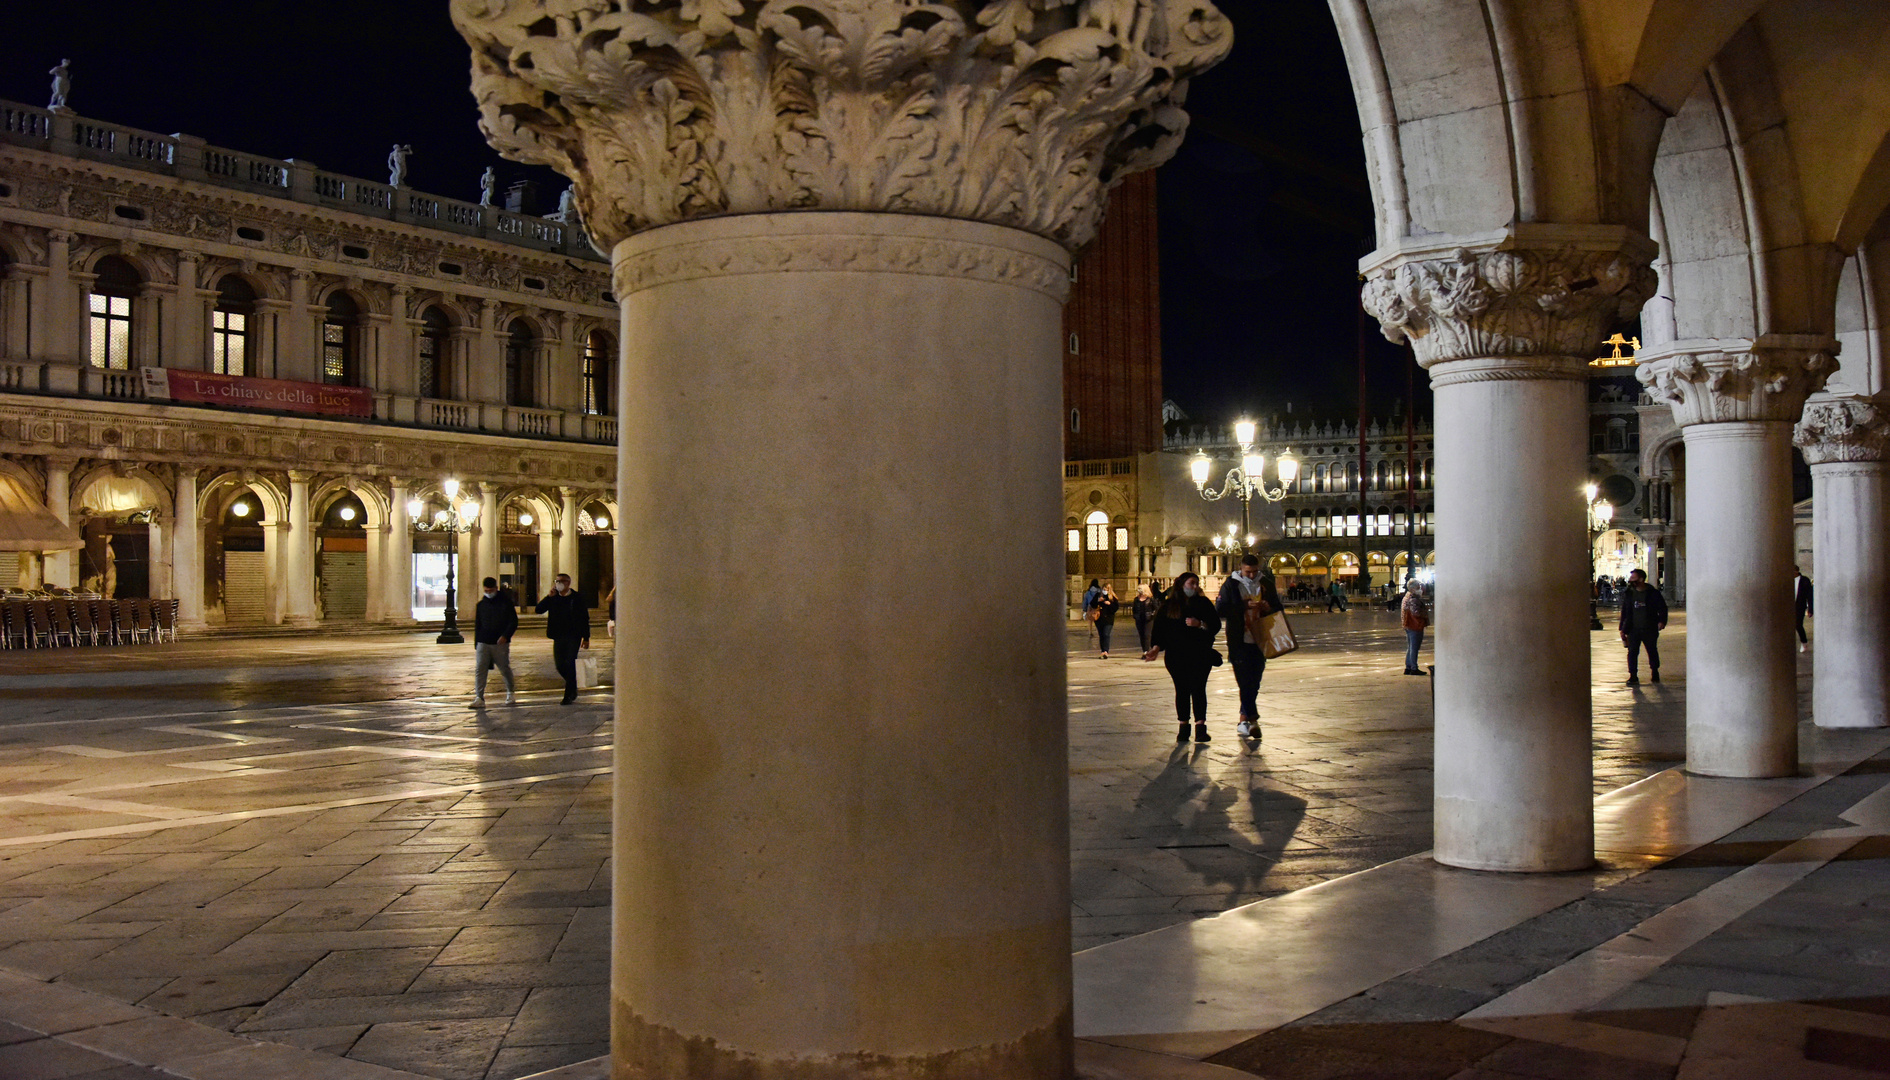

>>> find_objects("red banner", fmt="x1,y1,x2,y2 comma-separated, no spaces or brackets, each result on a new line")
158,369,374,418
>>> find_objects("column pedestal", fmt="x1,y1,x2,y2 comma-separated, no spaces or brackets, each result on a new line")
610,213,1073,1079
1682,422,1799,774
1430,366,1593,871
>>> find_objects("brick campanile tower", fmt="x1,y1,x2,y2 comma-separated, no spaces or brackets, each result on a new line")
1063,170,1163,460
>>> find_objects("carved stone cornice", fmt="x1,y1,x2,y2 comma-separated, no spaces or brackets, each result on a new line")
611,212,1071,300
1359,227,1658,380
1637,336,1839,426
1794,395,1890,465
450,0,1232,252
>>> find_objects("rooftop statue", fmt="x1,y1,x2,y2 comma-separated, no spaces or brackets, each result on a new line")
48,58,71,114
387,144,412,188
478,166,496,207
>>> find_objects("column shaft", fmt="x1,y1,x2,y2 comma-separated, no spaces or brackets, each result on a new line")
43,459,75,588
1432,372,1594,870
283,472,319,626
477,485,500,588
610,214,1072,1078
1682,422,1799,774
1809,460,1890,727
557,488,579,581
387,481,416,624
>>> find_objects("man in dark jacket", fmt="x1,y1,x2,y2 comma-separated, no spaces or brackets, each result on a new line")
535,572,592,705
1217,554,1285,740
1619,568,1668,686
471,576,518,708
1794,566,1813,653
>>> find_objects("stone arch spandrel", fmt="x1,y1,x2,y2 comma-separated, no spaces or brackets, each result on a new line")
1755,0,1890,253
310,477,389,531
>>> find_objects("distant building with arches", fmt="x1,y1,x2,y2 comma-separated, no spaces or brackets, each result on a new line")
0,98,620,626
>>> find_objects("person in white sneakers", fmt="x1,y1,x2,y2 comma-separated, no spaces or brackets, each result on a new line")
1215,553,1282,741
470,577,518,707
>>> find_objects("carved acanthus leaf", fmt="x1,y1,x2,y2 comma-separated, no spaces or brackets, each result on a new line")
1361,237,1658,373
1637,337,1839,426
450,0,1232,251
1794,396,1890,464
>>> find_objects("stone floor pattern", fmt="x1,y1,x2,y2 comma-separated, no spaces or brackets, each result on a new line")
0,610,1882,1079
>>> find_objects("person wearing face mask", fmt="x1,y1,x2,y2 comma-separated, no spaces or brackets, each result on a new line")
470,576,518,708
535,573,592,704
1143,572,1222,743
1216,553,1283,740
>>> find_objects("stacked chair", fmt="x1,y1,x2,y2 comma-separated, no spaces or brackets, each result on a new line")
0,594,182,648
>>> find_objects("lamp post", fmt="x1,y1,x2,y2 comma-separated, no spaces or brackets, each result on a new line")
1192,419,1298,561
407,477,481,645
1585,483,1613,631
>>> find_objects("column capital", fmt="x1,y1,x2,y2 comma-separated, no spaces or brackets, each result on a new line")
1360,225,1657,380
1794,394,1890,465
287,469,316,485
451,0,1230,252
1638,336,1839,426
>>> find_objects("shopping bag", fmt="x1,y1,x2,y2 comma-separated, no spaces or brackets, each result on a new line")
1257,611,1298,659
575,653,599,689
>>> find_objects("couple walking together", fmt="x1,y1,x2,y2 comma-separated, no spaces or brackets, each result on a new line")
469,573,594,707
1143,554,1281,743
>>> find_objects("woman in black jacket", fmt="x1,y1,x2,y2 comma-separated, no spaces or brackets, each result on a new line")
1143,572,1222,743
1094,585,1121,659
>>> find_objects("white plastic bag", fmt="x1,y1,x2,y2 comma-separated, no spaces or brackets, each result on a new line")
575,653,599,689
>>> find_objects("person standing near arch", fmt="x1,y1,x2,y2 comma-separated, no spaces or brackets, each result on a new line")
470,576,517,708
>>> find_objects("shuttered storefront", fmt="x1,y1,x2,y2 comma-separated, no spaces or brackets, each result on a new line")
320,551,368,620
224,550,267,624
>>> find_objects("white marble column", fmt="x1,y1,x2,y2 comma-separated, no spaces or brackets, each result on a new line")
282,470,319,626
1363,228,1658,872
453,2,1227,1077
476,483,500,590
43,457,76,588
386,477,416,625
1641,337,1838,775
556,486,579,582
1795,397,1890,728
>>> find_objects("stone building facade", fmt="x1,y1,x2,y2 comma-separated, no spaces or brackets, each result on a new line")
0,99,621,627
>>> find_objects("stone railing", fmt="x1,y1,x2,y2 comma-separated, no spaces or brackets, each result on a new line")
0,359,617,444
0,100,598,261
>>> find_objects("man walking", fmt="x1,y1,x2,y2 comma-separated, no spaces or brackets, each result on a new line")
1217,553,1282,741
1619,568,1668,686
535,573,592,705
1794,565,1813,652
470,577,518,708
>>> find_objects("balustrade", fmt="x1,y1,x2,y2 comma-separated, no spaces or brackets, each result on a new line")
509,407,558,437
2,104,49,138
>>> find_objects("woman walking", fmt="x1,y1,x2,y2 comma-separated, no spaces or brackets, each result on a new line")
1094,584,1121,659
1144,572,1222,743
1131,584,1156,653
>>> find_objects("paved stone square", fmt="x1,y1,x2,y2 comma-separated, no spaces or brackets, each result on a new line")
0,609,1704,1077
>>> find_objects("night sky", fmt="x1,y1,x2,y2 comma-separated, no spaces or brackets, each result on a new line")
0,1,1420,425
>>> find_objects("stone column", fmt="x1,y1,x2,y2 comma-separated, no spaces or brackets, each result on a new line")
476,483,500,591
556,486,579,582
1363,228,1658,872
41,231,80,366
282,469,319,626
1794,397,1890,728
174,467,206,628
453,3,1227,1077
387,477,416,625
1640,337,1838,775
43,456,76,588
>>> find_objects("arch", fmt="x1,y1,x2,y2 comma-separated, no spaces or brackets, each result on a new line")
320,291,367,386
417,304,455,400
199,471,288,525
71,466,170,520
310,477,389,531
411,292,476,326
1267,553,1299,575
584,326,617,416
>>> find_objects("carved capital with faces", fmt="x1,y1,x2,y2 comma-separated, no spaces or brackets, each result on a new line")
1360,227,1658,378
450,0,1231,252
1637,337,1839,427
1794,395,1890,465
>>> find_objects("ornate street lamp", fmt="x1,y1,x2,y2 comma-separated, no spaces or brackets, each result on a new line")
408,477,481,645
1191,418,1298,554
1584,483,1613,630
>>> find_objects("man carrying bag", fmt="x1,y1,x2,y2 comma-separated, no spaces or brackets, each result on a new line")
1217,554,1287,741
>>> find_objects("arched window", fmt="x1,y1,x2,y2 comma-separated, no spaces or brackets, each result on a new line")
89,256,140,370
322,293,361,386
506,319,535,407
584,329,615,416
211,276,255,376
1424,459,1435,488
1084,509,1109,552
1314,463,1328,493
1345,462,1359,491
1374,461,1387,488
1606,417,1629,452
417,307,451,399
1391,460,1406,487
